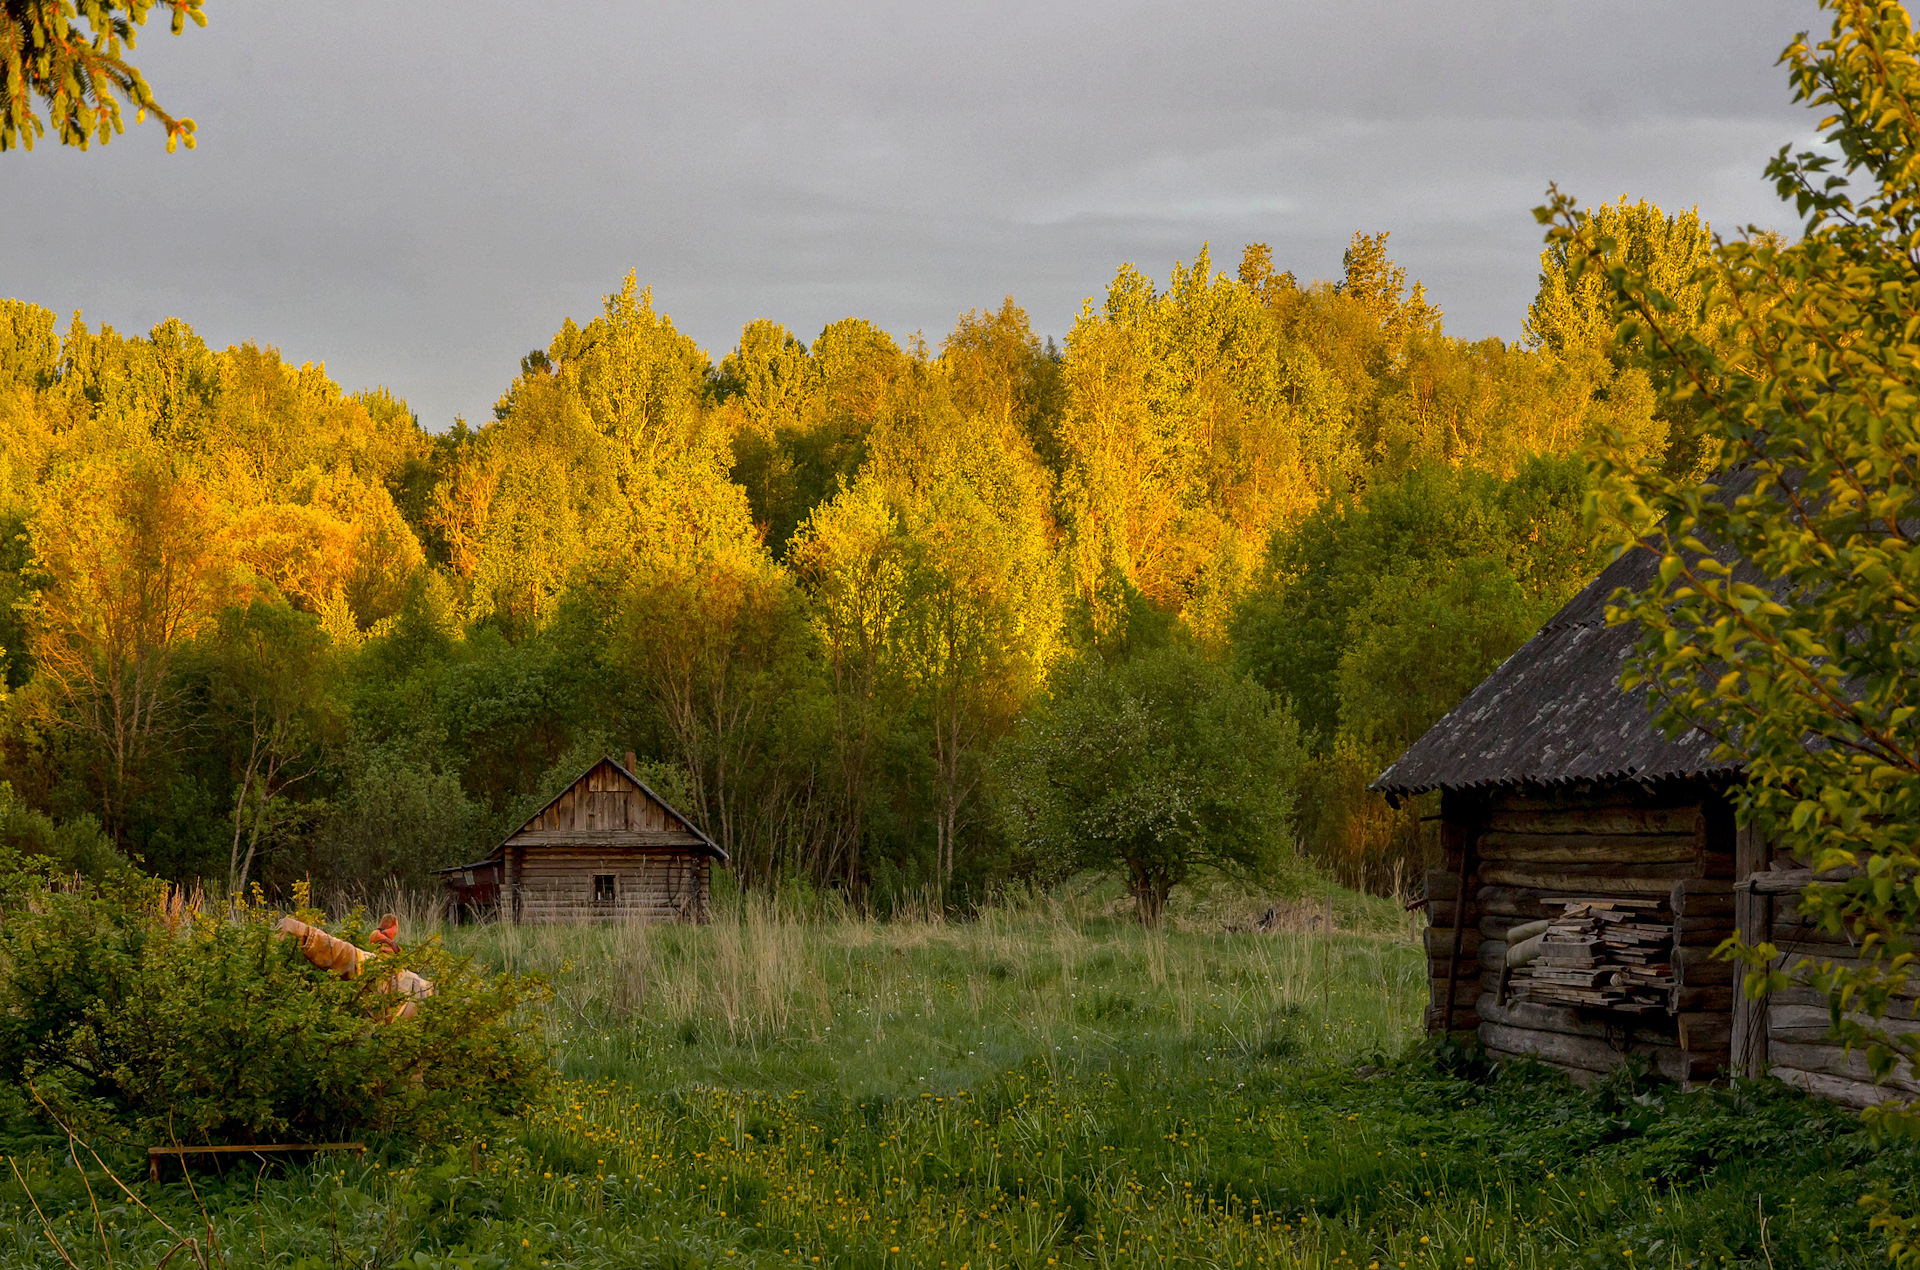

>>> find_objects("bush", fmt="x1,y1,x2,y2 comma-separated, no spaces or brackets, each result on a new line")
0,875,548,1146
0,781,127,881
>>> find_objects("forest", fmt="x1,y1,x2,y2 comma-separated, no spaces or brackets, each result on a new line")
0,207,1717,909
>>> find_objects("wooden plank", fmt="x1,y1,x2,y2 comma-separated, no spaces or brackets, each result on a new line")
1477,832,1699,864
150,1142,364,1182
1483,807,1706,837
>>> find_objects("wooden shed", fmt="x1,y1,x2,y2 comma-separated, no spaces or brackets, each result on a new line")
1373,503,1901,1106
441,753,727,925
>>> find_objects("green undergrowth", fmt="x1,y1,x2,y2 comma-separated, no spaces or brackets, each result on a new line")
0,912,1912,1268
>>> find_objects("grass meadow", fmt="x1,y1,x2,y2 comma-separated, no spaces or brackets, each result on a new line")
1,882,1915,1270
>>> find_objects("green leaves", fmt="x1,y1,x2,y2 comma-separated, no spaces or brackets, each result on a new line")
1571,0,1920,1144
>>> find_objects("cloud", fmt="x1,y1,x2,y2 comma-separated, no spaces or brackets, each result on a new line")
0,0,1828,428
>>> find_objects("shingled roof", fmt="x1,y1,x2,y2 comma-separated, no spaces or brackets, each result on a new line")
1370,473,1762,798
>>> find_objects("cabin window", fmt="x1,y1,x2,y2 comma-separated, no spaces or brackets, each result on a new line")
593,873,617,905
461,871,474,888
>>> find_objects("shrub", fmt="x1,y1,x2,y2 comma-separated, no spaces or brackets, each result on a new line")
0,875,548,1146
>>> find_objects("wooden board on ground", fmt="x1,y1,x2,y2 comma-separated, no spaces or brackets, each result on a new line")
149,1142,366,1182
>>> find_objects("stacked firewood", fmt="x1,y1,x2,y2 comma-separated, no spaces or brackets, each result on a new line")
1508,898,1674,1012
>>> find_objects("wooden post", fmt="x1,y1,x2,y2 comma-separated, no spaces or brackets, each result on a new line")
1732,821,1772,1078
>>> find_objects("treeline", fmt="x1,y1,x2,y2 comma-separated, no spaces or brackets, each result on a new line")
0,210,1713,907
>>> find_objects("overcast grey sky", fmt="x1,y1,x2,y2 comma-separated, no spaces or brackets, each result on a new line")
2,1,1827,431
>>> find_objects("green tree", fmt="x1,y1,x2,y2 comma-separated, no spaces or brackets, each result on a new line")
201,600,335,894
1,0,205,153
996,645,1300,925
1562,0,1920,1162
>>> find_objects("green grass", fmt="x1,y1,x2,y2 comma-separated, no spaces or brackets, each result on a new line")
1,894,1914,1269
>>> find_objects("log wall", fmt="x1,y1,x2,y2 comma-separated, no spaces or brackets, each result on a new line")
1425,780,1735,1085
508,844,711,924
1757,872,1920,1107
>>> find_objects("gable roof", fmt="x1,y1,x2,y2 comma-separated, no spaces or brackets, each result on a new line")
1370,473,1767,799
493,756,728,862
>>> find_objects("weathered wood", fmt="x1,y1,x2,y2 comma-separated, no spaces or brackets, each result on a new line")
1476,992,1678,1046
1769,1003,1920,1044
150,1142,364,1182
1425,869,1461,901
1770,1066,1898,1108
1672,947,1734,987
1476,832,1699,864
1475,886,1594,918
1424,927,1484,958
1482,807,1705,837
1488,786,1697,814
509,830,708,847
1770,1040,1920,1095
1479,1021,1688,1081
1732,822,1772,1078
1675,914,1736,941
1478,940,1509,972
1678,1013,1732,1051
1479,866,1693,894
1425,1004,1480,1033
1746,866,1861,895
1671,985,1735,1012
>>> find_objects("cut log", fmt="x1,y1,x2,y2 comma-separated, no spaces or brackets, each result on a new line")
1424,1004,1480,1033
1478,940,1510,972
1675,915,1736,941
1479,1021,1688,1081
1672,956,1734,987
1678,1013,1732,1051
1477,993,1679,1046
1425,869,1461,901
1671,985,1735,1012
1770,1066,1898,1108
1424,927,1484,958
1488,788,1696,814
1768,1002,1920,1044
1480,866,1693,894
1483,807,1705,836
1668,878,1734,915
1769,1040,1920,1095
1476,832,1700,864
1475,886,1578,918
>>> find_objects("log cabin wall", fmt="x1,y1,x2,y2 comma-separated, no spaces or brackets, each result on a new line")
1757,857,1920,1107
1425,778,1737,1087
510,846,710,924
474,757,725,926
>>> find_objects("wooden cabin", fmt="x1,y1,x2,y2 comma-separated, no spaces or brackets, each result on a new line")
1373,526,1904,1107
437,857,504,924
440,753,727,925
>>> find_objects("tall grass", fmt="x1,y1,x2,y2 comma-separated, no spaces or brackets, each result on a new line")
3,896,1910,1268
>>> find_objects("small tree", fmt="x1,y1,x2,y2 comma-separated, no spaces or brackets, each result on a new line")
1552,0,1920,1158
996,645,1302,925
